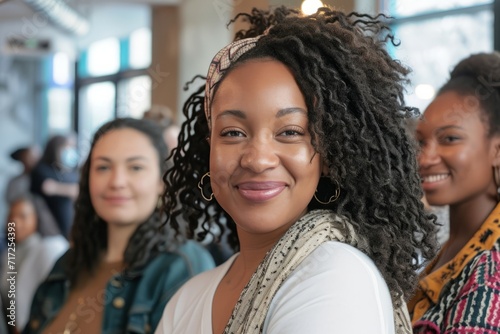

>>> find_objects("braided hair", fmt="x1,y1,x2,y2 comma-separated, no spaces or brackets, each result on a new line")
163,7,438,301
67,117,174,286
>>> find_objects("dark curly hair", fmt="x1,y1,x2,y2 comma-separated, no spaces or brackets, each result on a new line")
67,117,174,286
163,7,438,302
438,52,500,136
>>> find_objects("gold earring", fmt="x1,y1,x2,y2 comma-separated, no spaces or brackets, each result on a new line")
314,177,340,205
198,172,214,201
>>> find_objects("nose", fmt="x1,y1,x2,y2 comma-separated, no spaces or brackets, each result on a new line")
240,137,279,173
418,142,440,169
109,167,127,188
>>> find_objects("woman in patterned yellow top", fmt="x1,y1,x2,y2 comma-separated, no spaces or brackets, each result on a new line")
409,52,500,333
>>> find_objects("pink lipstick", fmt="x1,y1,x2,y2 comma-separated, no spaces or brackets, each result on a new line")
236,182,286,202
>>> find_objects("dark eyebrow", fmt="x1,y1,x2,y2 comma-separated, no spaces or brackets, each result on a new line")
416,124,465,136
276,107,307,118
215,107,307,120
93,156,148,162
215,110,246,120
435,125,465,134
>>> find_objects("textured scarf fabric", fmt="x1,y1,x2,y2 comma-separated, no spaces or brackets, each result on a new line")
223,209,412,334
204,37,261,129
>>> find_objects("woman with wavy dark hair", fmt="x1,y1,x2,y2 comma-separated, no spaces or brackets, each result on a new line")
23,118,214,334
408,53,500,333
157,6,437,334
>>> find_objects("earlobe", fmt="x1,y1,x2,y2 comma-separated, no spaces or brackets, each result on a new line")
492,137,500,166
157,181,165,196
321,162,329,176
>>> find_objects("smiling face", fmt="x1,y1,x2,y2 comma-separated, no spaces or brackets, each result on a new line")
209,59,322,238
89,128,164,228
8,199,37,243
416,91,499,207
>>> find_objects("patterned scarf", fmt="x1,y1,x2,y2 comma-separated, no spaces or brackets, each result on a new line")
223,209,412,333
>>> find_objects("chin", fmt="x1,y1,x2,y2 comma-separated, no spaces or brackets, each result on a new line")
425,196,451,207
105,218,141,227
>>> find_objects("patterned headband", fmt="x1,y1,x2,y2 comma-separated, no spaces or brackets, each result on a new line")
204,36,261,129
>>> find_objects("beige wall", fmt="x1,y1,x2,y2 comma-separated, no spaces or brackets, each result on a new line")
151,6,180,117
152,0,380,119
150,0,234,117
177,0,232,116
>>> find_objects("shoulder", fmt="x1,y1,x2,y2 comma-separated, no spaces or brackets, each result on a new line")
264,241,394,334
296,241,385,282
137,242,215,299
32,236,69,266
174,240,216,274
288,241,391,296
42,250,70,281
143,241,215,277
158,255,236,333
40,236,69,253
422,240,500,331
458,239,500,291
28,251,69,309
167,253,235,303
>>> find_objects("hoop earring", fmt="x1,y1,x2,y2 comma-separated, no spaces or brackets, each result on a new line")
314,177,340,205
494,166,500,201
198,172,214,201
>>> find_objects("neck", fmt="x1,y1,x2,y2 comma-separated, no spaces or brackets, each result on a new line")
104,224,138,263
234,209,311,270
229,229,281,283
448,195,498,245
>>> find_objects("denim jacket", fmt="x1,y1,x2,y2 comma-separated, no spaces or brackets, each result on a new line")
23,241,215,334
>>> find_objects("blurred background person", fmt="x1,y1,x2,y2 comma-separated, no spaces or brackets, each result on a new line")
23,118,214,334
5,146,40,204
142,105,181,151
30,134,79,239
408,52,500,332
1,194,68,333
3,145,61,252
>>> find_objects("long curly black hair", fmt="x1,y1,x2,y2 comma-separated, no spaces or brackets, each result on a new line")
163,7,438,301
67,117,174,286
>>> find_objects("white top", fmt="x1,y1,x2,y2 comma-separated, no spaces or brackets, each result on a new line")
0,234,68,330
156,241,394,334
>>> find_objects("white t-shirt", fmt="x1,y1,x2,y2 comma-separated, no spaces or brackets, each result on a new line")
0,234,68,330
156,241,394,334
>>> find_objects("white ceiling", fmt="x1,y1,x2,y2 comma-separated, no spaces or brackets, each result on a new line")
0,0,179,21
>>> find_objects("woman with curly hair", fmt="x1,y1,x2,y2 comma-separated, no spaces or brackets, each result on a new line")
23,118,215,334
157,7,437,334
408,53,500,333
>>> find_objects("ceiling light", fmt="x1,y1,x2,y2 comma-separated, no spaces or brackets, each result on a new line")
301,0,324,15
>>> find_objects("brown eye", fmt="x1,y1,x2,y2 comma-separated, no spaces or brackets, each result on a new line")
278,126,304,137
442,136,461,144
221,129,245,137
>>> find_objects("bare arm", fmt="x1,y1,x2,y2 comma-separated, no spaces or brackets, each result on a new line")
42,179,79,200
